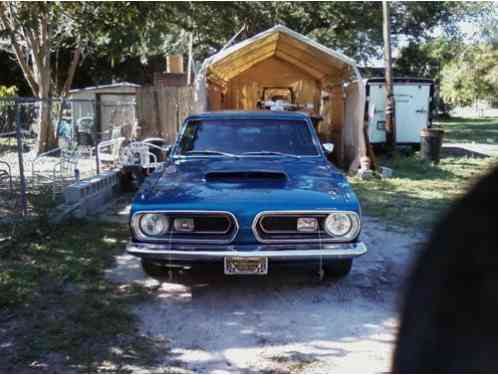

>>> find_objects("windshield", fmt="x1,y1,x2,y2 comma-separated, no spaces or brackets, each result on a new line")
174,119,320,157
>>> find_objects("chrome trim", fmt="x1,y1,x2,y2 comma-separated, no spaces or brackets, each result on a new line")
127,241,367,259
252,210,361,244
131,210,239,244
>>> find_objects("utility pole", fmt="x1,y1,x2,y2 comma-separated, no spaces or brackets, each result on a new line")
383,1,396,150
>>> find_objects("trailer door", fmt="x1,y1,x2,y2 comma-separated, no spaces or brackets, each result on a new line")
367,83,387,144
394,84,431,144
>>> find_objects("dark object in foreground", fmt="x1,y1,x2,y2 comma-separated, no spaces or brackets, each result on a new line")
393,166,498,372
420,128,444,164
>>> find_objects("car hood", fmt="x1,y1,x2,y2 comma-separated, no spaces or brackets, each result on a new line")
133,157,359,213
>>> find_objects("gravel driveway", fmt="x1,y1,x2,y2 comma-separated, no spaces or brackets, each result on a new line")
107,217,426,373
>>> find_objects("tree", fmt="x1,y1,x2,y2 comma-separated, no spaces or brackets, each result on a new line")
394,38,461,80
0,2,172,153
440,43,498,107
0,3,87,152
170,2,475,65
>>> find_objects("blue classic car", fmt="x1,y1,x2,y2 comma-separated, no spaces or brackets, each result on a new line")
127,111,367,277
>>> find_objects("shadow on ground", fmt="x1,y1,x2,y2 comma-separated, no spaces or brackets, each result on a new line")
107,217,425,373
442,146,490,159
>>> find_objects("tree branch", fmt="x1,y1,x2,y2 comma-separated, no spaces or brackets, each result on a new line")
0,4,39,95
24,26,42,68
38,6,50,97
61,48,81,97
12,38,39,95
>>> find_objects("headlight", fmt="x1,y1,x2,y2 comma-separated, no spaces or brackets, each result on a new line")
139,213,169,236
324,213,356,238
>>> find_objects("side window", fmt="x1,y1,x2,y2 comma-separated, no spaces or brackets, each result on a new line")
178,121,198,153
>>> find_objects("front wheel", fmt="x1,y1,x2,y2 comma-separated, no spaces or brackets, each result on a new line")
141,258,168,278
121,166,145,192
323,259,353,278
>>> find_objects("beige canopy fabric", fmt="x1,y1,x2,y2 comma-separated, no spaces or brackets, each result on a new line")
207,26,357,86
193,25,367,170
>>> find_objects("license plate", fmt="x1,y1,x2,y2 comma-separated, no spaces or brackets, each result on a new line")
224,256,268,275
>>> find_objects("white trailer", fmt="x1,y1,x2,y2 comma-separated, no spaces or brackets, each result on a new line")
366,78,434,145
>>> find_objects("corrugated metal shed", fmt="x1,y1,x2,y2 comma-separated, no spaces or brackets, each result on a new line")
69,82,141,140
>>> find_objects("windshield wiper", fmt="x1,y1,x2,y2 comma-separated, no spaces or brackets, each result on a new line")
184,150,238,158
241,151,301,159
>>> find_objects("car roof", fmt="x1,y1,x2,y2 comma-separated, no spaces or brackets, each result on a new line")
185,110,311,122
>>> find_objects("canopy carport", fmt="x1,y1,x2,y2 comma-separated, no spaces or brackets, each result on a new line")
193,25,367,170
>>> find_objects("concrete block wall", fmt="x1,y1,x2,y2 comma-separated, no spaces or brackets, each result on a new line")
64,170,120,218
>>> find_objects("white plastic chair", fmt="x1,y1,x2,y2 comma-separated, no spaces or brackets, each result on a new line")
97,137,126,167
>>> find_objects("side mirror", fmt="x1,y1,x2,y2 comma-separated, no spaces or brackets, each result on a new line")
322,143,334,155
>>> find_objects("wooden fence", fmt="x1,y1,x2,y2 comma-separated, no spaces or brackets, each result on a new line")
135,85,194,144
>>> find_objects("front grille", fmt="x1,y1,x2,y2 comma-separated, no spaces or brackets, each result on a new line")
132,211,238,244
260,215,326,233
253,211,353,243
183,214,231,234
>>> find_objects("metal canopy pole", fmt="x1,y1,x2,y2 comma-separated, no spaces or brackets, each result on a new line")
15,98,28,215
94,99,100,175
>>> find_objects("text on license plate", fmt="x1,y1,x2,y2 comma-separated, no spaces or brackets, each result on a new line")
224,256,268,275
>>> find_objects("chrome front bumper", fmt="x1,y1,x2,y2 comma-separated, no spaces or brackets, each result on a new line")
126,241,367,261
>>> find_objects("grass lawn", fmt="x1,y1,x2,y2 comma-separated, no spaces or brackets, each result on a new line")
435,116,498,144
0,220,163,373
350,153,497,229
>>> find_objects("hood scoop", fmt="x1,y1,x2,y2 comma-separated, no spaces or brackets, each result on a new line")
205,170,288,183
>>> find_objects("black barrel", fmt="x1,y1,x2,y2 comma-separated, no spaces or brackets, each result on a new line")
420,128,444,164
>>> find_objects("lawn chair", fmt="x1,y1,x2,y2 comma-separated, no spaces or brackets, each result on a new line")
96,137,126,169
120,138,170,170
31,147,81,198
76,117,95,158
142,137,171,167
31,147,62,183
119,141,159,169
0,160,13,196
118,138,170,192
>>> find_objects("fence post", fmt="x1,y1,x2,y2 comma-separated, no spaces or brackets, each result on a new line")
15,98,28,215
94,99,100,175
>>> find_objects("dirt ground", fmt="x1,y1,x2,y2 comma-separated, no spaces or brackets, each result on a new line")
106,216,427,373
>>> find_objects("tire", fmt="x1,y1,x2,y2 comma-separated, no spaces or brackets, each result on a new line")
323,259,353,278
141,258,167,278
121,166,145,192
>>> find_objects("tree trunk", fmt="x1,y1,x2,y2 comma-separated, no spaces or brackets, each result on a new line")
36,8,57,155
37,76,56,154
37,102,55,154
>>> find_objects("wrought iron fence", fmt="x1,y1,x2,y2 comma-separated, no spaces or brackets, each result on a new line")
0,96,137,241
